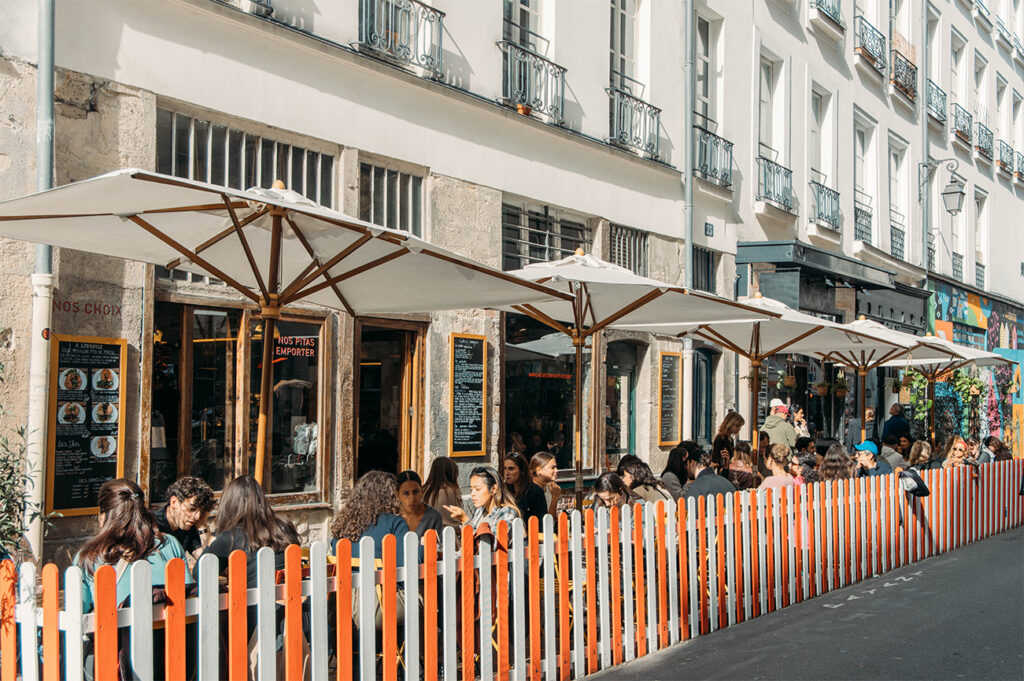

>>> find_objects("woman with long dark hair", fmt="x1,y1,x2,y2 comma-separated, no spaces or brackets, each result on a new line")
396,470,443,538
661,446,688,500
592,472,638,509
331,471,412,562
712,412,745,465
75,478,192,612
818,444,856,481
503,453,547,522
423,456,463,528
444,466,520,529
619,458,671,503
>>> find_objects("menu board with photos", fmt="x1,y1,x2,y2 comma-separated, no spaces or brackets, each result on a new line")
658,351,682,446
449,333,487,456
47,335,127,515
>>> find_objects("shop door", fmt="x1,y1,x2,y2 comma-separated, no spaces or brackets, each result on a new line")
693,349,714,446
356,323,423,478
605,369,634,470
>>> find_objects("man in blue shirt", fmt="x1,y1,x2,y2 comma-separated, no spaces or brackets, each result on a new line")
881,403,911,443
854,440,893,477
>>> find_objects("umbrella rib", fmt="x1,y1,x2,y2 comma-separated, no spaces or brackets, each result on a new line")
694,326,747,357
279,231,373,303
419,249,575,302
289,250,409,302
281,215,356,316
223,195,269,301
513,304,573,338
143,202,251,214
165,205,268,270
760,325,825,358
585,289,667,337
127,214,259,303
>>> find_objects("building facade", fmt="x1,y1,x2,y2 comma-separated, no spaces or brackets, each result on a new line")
0,0,1021,561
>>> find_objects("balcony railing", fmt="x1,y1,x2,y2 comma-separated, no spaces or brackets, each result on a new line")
926,80,947,124
997,140,1014,173
890,225,905,261
976,262,986,289
975,122,994,159
756,157,794,211
927,245,936,271
694,126,734,187
855,16,887,74
996,17,1012,43
854,206,872,242
1017,151,1024,180
358,0,445,76
952,252,964,281
890,50,917,100
811,0,844,27
498,42,567,123
607,87,661,158
809,181,840,230
951,103,972,143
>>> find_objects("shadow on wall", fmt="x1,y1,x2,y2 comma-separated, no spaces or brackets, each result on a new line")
441,24,475,91
266,0,321,34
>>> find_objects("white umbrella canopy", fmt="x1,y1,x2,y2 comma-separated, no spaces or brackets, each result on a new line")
0,168,574,483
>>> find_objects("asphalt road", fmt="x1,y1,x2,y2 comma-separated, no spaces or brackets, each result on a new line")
589,526,1024,681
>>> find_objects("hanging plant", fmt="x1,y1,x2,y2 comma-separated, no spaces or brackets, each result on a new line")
832,376,850,399
905,370,931,423
951,369,986,403
814,380,830,396
901,371,915,387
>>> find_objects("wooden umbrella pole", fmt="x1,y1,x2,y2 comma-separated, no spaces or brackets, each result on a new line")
254,314,277,485
573,332,585,511
750,357,762,467
928,375,937,446
858,368,868,442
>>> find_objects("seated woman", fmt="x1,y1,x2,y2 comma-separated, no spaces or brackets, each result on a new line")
530,452,563,516
396,470,443,539
423,456,464,529
660,446,688,500
592,472,638,509
941,436,973,469
728,441,760,490
758,444,796,490
331,471,412,564
504,453,547,523
818,444,855,481
618,458,671,503
75,478,192,613
443,466,520,530
906,441,932,470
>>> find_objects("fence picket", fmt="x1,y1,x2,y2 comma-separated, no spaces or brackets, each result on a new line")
733,493,745,620
93,564,118,681
478,524,493,681
496,521,510,681
335,539,354,681
779,487,791,607
752,490,764,617
284,545,305,681
460,524,475,681
665,502,680,644
17,563,39,681
643,504,657,652
596,508,612,668
725,494,737,626
42,563,59,681
442,527,457,681
609,506,625,664
511,519,527,681
0,561,13,681
557,513,570,680
697,497,709,634
542,513,557,678
570,511,585,676
714,495,727,628
527,516,542,677
163,557,186,681
632,503,648,655
358,536,376,681
196,554,218,681
584,510,599,674
403,532,420,681
310,541,329,681
255,547,276,681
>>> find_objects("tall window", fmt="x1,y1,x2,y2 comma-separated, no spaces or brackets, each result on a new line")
609,224,649,276
996,77,1008,139
888,141,906,225
502,202,592,271
610,0,639,90
696,17,713,127
975,53,988,122
950,34,965,103
693,246,717,293
504,0,541,50
1014,92,1023,148
156,109,334,207
810,91,824,181
758,58,775,157
975,191,987,266
358,163,423,237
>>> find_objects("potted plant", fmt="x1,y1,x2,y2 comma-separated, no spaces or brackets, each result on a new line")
814,380,830,397
832,377,850,399
783,373,797,388
884,377,901,394
517,103,533,116
901,371,915,387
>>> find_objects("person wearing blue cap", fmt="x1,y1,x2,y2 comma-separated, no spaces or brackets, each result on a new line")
853,440,893,477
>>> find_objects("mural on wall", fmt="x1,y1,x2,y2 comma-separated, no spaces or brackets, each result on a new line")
929,281,1024,455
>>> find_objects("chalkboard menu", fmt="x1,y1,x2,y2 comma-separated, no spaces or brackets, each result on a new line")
658,352,682,446
450,333,486,456
47,335,127,515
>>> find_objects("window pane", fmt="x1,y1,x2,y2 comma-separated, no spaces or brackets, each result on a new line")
410,176,422,237
292,146,306,195
157,109,173,176
386,170,399,229
249,318,321,494
244,134,258,190
399,173,411,233
190,308,241,493
150,302,183,502
261,139,276,189
228,130,243,189
359,163,372,222
194,119,210,183
276,144,291,189
174,113,191,179
306,151,319,202
373,166,386,226
320,156,334,208
211,125,227,186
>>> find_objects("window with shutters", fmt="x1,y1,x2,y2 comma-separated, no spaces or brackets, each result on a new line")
502,202,592,270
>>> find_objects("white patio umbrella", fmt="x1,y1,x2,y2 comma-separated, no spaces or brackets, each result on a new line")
615,295,912,457
878,332,1014,443
0,169,573,484
505,251,777,502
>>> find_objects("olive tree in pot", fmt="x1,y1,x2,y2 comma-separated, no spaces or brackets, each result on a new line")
0,361,46,563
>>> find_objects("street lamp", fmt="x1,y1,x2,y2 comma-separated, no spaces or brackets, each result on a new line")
918,157,962,215
940,175,966,216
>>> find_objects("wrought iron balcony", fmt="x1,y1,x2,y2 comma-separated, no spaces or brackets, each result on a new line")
755,157,794,211
927,245,936,271
607,87,661,158
358,0,445,76
694,126,733,188
951,103,972,144
975,122,993,159
997,140,1014,173
996,17,1012,43
1017,151,1024,180
498,42,567,123
855,16,887,74
811,0,844,27
1015,35,1024,59
854,206,872,242
890,50,917,100
809,181,840,230
926,80,946,124
890,225,905,261
952,252,964,281
976,263,986,289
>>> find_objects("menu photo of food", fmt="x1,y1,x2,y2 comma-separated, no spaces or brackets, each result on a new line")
90,435,116,458
92,368,119,392
57,401,87,425
59,368,87,392
92,402,119,425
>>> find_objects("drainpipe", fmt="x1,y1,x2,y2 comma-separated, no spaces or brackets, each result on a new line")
681,0,696,441
25,0,56,560
920,0,930,273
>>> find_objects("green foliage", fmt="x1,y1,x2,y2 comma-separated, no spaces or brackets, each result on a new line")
905,370,931,423
0,359,47,558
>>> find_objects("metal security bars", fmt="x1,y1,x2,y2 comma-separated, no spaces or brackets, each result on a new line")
694,126,734,188
997,140,1014,173
357,0,445,76
811,0,844,27
975,122,994,159
952,104,973,143
809,181,840,230
155,109,335,207
952,252,964,280
498,41,567,123
854,206,872,242
756,157,794,211
607,87,661,158
890,225,906,261
976,262,986,289
693,246,716,293
890,50,917,100
1017,152,1024,181
928,244,936,271
502,203,592,271
854,16,887,74
358,163,423,237
926,80,947,124
609,224,649,277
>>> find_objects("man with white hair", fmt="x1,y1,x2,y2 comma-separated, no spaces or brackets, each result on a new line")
762,398,797,449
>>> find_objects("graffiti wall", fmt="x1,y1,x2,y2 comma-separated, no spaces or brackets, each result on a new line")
929,280,1024,456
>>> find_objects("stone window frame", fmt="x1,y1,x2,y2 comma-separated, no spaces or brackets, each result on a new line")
355,151,430,239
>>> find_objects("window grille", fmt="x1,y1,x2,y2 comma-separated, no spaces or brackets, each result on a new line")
693,246,716,293
358,163,424,236
609,224,649,276
502,203,591,271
